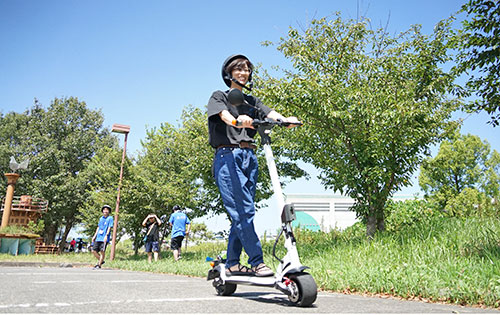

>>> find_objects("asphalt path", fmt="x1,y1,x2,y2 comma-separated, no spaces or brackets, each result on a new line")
0,265,498,313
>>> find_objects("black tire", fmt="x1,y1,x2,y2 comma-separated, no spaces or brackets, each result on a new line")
213,280,237,296
287,272,317,307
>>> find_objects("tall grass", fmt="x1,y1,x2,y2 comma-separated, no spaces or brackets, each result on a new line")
291,216,500,308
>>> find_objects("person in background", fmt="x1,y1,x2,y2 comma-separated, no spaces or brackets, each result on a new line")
77,238,83,253
91,205,113,270
142,213,162,263
70,238,76,252
168,205,190,261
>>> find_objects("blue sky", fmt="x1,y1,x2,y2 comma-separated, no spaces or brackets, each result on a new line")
1,0,498,235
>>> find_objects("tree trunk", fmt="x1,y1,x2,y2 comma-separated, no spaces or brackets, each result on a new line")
133,231,140,256
366,214,377,239
58,220,73,252
44,223,58,245
377,212,386,232
366,205,386,238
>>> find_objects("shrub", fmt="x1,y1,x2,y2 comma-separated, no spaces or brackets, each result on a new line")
384,199,440,233
445,187,497,217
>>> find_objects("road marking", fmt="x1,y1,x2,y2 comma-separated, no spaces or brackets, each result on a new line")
145,297,238,303
26,279,192,284
53,303,71,307
110,279,192,283
33,281,57,284
0,272,117,276
0,296,239,309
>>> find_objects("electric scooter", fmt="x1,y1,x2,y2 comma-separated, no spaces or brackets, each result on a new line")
206,88,317,307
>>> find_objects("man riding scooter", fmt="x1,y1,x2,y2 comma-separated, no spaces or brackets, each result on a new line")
207,54,299,277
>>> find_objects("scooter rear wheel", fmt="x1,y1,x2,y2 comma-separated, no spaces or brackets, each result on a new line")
287,272,317,307
213,280,237,296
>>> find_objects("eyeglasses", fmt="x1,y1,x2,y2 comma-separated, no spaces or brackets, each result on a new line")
234,67,252,73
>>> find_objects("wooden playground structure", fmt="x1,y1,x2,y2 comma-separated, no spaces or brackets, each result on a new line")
1,195,47,226
0,195,54,254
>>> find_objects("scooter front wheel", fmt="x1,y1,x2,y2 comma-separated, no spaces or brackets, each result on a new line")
287,272,317,307
213,279,237,296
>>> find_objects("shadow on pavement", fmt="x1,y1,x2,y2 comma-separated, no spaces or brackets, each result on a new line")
232,291,318,308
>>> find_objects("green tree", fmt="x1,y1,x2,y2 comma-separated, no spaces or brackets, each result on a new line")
138,105,305,217
255,14,460,237
0,98,115,246
452,0,500,125
188,222,215,243
137,106,217,217
419,133,500,215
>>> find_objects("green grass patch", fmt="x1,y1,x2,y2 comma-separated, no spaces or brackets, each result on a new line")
1,216,499,308
294,216,500,308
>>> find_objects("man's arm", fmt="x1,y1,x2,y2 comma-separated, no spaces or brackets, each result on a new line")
219,110,253,129
154,214,162,226
91,226,99,242
142,215,150,226
104,226,112,243
185,223,191,235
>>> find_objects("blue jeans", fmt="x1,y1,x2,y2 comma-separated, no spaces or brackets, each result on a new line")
213,147,263,268
145,241,159,252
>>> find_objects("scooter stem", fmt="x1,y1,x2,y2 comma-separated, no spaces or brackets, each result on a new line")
262,143,301,265
263,144,285,214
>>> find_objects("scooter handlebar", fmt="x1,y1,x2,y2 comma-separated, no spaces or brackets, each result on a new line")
231,118,303,127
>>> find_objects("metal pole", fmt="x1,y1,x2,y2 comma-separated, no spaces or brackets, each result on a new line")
109,132,128,261
1,173,20,229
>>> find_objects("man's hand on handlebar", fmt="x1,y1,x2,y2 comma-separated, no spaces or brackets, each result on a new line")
281,116,300,128
235,115,254,129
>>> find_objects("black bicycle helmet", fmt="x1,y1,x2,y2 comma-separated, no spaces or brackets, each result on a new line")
101,204,112,212
221,54,253,90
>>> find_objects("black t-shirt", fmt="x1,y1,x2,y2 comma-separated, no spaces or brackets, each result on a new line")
145,221,159,242
207,90,272,148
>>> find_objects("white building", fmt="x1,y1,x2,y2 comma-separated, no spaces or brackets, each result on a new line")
285,194,414,232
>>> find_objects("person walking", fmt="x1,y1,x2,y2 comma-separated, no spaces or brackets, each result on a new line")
207,54,299,277
77,239,83,253
168,205,190,261
70,238,76,252
142,213,162,263
91,205,113,269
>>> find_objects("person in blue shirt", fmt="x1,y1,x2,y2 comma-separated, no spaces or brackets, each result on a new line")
91,205,114,269
168,205,190,261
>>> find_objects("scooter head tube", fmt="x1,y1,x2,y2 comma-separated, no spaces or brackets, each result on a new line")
281,204,296,223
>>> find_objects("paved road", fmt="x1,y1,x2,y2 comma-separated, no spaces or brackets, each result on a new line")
0,265,498,313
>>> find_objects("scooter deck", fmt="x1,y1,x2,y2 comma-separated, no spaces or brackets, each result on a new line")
216,263,276,286
222,274,276,286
